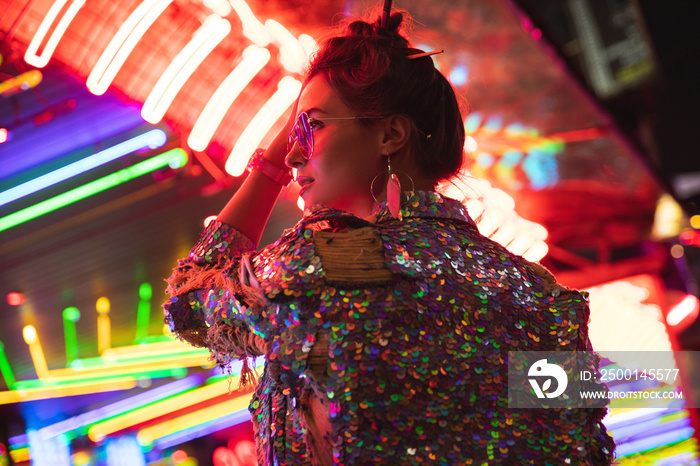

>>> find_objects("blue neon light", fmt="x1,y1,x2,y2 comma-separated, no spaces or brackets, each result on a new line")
0,129,167,207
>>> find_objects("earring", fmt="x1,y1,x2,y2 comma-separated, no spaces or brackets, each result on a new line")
386,155,402,220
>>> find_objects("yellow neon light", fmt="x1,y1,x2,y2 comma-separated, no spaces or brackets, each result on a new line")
0,378,137,405
22,325,49,379
24,0,86,68
87,0,174,95
141,15,232,124
101,339,206,360
96,297,111,354
188,45,270,151
9,446,30,463
137,391,253,446
46,355,211,382
0,70,43,95
225,76,301,176
88,373,254,441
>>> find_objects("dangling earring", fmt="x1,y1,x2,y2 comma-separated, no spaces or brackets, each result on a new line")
386,154,402,220
371,154,413,220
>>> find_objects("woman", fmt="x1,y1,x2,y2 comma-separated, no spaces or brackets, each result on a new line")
164,8,615,466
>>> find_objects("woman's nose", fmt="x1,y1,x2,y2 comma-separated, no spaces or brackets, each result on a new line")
284,139,307,176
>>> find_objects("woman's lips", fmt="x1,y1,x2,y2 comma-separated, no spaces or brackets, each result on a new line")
298,177,314,196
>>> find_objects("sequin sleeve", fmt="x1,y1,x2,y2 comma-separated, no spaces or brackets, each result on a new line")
163,220,266,372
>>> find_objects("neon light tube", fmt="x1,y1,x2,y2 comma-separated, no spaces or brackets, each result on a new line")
62,307,80,364
229,0,270,46
12,368,186,390
34,374,204,440
0,129,167,207
0,148,187,233
135,283,152,342
298,34,318,60
141,15,232,124
87,0,174,95
24,0,86,68
187,45,270,151
96,297,111,354
137,392,253,446
225,76,301,176
0,378,138,405
615,427,695,458
101,340,204,360
154,408,250,449
88,367,259,442
0,341,16,389
23,325,49,379
39,355,209,384
265,20,305,74
0,70,43,95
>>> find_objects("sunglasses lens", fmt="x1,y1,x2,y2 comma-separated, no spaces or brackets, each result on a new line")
298,113,312,157
287,113,314,158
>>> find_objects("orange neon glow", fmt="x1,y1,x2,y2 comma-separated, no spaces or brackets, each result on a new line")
0,128,7,143
225,76,302,176
0,378,137,405
264,19,305,73
0,70,43,96
188,45,271,151
96,297,111,354
22,325,50,379
137,392,254,446
142,15,232,124
24,0,86,68
87,0,174,95
229,0,270,46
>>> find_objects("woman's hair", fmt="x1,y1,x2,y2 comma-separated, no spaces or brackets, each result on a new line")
305,11,465,184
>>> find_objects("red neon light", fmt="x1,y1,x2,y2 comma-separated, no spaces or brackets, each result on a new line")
0,128,7,143
7,292,25,306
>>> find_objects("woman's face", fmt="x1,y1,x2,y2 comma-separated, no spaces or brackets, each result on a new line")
285,76,385,218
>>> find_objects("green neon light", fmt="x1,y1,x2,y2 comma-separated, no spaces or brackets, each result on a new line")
0,148,187,232
0,341,16,389
135,283,153,342
12,368,184,390
63,307,80,365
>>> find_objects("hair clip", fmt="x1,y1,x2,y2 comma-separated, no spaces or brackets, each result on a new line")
406,49,444,60
381,0,392,27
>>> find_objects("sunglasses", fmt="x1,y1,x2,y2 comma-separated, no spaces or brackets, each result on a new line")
287,111,364,160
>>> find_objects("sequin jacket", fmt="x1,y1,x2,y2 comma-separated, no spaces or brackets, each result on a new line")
164,191,615,465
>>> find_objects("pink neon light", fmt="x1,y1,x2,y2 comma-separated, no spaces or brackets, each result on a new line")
229,0,270,46
24,0,86,68
188,45,270,151
141,15,232,124
667,294,700,326
225,77,301,176
265,20,305,74
87,0,174,95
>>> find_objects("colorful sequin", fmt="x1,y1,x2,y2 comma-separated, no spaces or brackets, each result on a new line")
164,191,615,465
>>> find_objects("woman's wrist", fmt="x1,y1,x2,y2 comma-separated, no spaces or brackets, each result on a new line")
247,149,292,186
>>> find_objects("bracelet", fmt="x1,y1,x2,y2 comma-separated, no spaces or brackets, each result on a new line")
246,148,292,186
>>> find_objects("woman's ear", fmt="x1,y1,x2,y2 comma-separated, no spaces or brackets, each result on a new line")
379,114,412,156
